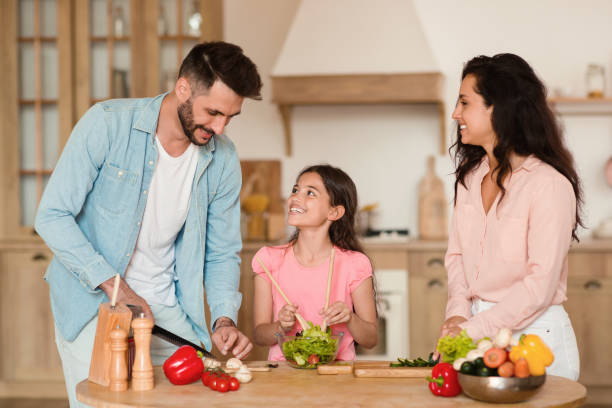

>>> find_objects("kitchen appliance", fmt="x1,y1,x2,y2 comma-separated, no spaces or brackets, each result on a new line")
355,269,408,360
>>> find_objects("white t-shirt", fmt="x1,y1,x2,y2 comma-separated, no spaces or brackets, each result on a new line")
125,137,199,306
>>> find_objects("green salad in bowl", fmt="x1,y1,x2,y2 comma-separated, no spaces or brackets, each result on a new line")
276,323,344,369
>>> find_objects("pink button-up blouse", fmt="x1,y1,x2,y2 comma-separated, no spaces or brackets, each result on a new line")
445,155,576,340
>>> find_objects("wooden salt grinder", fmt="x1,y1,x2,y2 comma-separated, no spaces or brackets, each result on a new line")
131,314,154,391
109,326,129,391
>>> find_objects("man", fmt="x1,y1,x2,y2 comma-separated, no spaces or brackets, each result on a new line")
35,42,262,407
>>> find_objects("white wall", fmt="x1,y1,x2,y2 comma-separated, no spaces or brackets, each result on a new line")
224,0,612,238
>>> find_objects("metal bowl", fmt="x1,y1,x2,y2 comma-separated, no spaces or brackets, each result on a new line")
458,373,546,403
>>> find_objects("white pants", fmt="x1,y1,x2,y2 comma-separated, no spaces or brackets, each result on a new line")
472,300,580,381
54,303,202,408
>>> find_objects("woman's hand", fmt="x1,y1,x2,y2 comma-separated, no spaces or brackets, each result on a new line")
278,304,298,333
440,315,468,337
433,315,468,360
321,301,352,326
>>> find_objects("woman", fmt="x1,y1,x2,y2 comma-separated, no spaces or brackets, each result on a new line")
440,53,582,380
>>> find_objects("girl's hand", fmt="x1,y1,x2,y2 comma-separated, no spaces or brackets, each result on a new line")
278,304,298,333
321,301,352,326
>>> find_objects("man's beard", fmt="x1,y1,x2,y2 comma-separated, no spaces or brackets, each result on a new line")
177,98,215,146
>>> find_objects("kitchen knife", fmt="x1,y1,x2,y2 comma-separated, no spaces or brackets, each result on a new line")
126,304,218,360
151,325,218,360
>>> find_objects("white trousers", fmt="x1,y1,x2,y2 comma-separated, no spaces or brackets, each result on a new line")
54,302,202,408
472,300,580,381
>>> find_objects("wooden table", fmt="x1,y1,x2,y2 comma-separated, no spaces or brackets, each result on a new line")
77,362,586,407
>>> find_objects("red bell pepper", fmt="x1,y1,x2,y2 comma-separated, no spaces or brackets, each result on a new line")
426,362,461,397
163,345,204,385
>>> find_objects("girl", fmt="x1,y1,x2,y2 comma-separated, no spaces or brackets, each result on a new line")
252,165,377,361
439,53,582,380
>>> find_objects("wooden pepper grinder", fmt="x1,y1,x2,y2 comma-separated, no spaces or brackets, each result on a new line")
131,314,154,391
109,325,129,391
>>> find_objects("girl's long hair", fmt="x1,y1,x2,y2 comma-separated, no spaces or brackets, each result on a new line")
288,165,365,254
450,53,584,241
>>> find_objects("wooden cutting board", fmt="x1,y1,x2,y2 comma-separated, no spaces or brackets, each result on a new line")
240,160,282,213
352,361,432,378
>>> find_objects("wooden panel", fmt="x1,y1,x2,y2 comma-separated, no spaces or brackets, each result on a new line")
271,73,444,105
565,274,612,386
367,250,408,270
237,249,268,361
201,0,223,41
131,0,159,97
0,0,19,238
57,0,74,150
0,249,63,382
74,0,90,119
240,160,283,214
408,251,446,278
353,362,430,378
568,252,607,277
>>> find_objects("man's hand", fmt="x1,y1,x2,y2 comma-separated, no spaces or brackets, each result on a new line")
99,275,153,320
211,317,253,359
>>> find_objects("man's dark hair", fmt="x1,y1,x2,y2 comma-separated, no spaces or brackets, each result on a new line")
178,41,262,100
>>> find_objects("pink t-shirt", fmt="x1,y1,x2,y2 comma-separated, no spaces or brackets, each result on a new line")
252,244,372,361
445,155,576,340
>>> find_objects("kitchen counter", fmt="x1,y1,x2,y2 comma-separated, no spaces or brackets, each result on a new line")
241,238,612,252
76,362,586,407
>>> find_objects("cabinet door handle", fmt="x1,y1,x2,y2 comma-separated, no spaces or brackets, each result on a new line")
427,258,444,267
427,279,444,288
32,253,48,262
584,280,602,290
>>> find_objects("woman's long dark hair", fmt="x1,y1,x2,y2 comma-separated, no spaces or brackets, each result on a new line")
450,53,584,241
289,165,365,254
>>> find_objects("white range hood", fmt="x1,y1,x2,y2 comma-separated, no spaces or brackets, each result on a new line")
271,0,445,155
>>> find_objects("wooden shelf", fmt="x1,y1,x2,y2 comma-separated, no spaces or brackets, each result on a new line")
90,36,130,42
271,73,446,156
549,97,612,115
19,169,53,176
18,37,56,43
159,34,200,41
19,99,57,105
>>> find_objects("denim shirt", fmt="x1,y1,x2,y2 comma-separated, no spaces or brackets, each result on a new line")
35,94,243,350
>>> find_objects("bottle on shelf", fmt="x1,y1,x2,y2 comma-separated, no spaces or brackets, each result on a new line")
586,64,605,98
158,5,167,36
114,6,126,37
188,0,202,36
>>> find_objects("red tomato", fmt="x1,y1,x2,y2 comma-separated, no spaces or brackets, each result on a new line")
216,378,229,393
228,377,240,391
209,377,218,391
308,354,320,365
201,371,211,386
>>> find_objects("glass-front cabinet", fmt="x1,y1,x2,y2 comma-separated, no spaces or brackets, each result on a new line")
0,0,222,239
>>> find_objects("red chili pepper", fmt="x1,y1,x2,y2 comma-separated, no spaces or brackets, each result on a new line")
426,362,461,397
163,345,204,385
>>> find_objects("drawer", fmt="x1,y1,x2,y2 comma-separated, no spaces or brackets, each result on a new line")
367,250,408,270
408,251,446,278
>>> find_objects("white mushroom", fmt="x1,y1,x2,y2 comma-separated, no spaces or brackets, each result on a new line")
226,357,243,370
234,365,252,383
203,358,222,369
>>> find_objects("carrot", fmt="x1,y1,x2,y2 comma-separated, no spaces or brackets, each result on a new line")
498,361,515,378
483,347,507,368
514,358,530,378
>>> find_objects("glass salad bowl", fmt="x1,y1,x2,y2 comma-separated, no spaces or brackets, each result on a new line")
276,331,344,369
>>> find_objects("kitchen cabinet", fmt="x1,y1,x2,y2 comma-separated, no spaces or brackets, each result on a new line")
0,244,66,397
0,0,222,240
0,0,222,397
